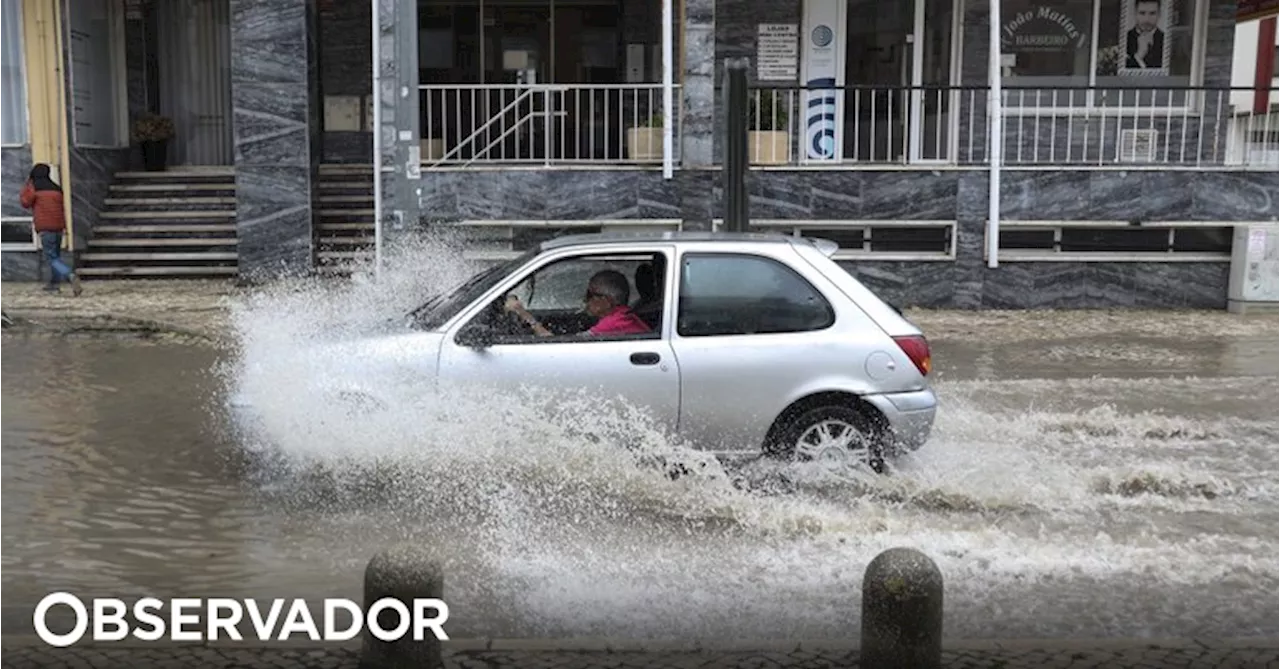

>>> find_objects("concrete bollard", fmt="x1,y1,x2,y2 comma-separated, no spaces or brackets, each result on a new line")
360,544,447,669
860,547,943,669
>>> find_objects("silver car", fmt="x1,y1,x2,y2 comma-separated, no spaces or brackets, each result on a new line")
238,231,937,473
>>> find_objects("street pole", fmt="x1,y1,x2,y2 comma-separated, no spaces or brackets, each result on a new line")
723,58,749,233
371,0,384,281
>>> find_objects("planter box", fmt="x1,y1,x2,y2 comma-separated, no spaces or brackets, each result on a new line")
626,127,664,161
748,131,790,165
420,138,445,161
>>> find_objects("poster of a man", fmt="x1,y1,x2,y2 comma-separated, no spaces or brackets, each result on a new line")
1119,0,1170,74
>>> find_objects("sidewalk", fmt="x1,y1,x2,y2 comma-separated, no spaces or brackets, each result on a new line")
3,279,1274,345
1,637,1276,669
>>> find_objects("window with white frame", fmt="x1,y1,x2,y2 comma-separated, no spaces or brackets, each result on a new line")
67,0,127,147
999,0,1202,108
1,0,28,145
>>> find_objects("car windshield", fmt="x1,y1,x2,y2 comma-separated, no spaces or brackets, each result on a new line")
407,248,541,330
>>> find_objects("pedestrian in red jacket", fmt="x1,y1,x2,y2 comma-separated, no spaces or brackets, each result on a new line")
20,163,81,296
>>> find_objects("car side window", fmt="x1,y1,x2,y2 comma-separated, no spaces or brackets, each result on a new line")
460,250,670,344
676,253,835,337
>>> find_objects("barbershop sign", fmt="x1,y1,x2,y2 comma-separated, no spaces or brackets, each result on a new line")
1001,6,1089,52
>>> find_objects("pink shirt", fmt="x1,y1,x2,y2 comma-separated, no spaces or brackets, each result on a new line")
587,306,652,336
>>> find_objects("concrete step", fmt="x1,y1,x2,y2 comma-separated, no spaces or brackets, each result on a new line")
104,197,236,206
78,266,239,278
115,167,235,179
94,224,237,234
110,183,235,193
318,195,374,203
99,210,235,220
80,252,239,262
317,236,373,244
87,238,238,247
317,222,374,231
317,209,375,217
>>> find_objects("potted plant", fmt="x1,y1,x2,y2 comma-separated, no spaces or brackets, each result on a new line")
132,114,175,171
626,111,665,161
747,90,790,165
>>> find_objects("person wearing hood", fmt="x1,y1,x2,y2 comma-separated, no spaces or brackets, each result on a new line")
20,163,82,296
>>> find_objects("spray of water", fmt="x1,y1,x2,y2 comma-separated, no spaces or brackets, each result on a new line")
215,230,1277,639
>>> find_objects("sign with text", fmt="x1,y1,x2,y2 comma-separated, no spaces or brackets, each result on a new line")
757,24,799,81
800,0,845,161
1000,5,1090,54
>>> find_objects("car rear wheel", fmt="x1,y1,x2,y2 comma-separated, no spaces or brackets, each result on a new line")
769,405,886,474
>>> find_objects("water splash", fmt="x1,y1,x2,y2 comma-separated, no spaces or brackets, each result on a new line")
214,232,1278,639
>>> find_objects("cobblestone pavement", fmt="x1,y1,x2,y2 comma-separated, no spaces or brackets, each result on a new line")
2,639,1277,669
3,279,1275,345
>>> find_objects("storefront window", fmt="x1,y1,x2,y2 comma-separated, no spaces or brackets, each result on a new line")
68,0,126,147
1000,0,1203,108
1,0,27,145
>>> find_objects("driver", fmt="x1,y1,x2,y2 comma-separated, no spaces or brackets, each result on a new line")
504,269,651,337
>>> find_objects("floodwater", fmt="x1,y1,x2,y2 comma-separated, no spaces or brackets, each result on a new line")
3,312,1276,642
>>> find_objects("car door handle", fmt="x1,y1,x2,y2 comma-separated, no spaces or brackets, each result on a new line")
630,352,660,366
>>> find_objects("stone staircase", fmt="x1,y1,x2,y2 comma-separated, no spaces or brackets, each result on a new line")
80,165,377,280
315,164,375,275
79,168,238,279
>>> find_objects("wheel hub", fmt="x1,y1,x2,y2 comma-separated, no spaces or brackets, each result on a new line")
794,419,872,467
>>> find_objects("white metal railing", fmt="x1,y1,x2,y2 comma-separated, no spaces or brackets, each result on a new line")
744,86,982,165
420,84,682,169
744,85,1280,168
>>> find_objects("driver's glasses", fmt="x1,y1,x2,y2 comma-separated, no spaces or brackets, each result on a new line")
584,289,605,302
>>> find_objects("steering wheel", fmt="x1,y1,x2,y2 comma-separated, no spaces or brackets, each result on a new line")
498,293,539,335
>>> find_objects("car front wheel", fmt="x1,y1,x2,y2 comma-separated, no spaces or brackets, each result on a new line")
770,405,886,474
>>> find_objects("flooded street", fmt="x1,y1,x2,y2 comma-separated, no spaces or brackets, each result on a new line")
2,317,1277,642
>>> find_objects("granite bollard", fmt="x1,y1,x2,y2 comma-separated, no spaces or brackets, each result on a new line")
360,544,446,669
860,546,943,669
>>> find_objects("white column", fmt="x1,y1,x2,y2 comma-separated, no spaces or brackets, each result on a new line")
662,0,674,179
986,0,1002,269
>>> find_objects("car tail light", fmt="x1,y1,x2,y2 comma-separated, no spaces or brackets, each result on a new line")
893,335,932,376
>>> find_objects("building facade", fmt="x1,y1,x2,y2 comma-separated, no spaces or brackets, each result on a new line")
1,0,1277,308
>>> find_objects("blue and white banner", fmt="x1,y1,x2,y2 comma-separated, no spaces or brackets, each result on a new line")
800,0,845,161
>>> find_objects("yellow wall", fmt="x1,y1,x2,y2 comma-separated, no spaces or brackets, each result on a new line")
19,0,72,248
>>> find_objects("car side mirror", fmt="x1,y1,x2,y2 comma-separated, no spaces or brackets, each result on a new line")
456,326,496,349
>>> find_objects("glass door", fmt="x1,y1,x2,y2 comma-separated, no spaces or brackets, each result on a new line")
842,0,954,163
843,0,912,161
910,0,956,162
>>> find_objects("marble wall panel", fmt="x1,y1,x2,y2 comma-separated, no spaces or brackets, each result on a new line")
1,148,32,219
231,0,318,279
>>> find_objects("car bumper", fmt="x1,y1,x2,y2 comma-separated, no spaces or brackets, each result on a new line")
863,387,937,454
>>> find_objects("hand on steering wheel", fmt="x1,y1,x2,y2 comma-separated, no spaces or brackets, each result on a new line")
502,294,538,333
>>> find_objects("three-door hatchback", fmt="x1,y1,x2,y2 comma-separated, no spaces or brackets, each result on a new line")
233,231,937,473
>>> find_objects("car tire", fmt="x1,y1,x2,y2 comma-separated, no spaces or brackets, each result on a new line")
768,404,887,474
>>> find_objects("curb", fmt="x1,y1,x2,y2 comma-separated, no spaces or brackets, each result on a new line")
1,635,1274,652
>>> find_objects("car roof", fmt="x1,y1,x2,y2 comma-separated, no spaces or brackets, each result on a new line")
538,230,831,252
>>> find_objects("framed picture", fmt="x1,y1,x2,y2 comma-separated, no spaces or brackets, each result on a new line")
1117,0,1171,76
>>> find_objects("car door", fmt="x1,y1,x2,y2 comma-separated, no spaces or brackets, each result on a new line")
436,245,682,440
667,247,841,456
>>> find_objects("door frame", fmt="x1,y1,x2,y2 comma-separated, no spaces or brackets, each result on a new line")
906,0,963,164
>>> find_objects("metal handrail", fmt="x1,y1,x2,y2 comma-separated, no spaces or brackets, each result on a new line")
429,87,538,167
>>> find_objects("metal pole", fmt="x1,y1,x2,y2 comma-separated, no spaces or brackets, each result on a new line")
724,58,749,233
372,0,384,281
986,0,1002,269
661,0,674,179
